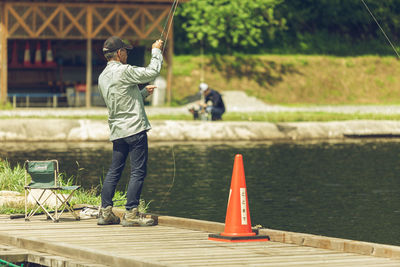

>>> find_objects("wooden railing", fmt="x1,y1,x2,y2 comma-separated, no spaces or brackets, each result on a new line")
4,2,171,40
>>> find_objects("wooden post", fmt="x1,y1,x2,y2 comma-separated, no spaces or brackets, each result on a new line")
86,38,92,108
0,3,8,105
85,7,92,108
166,25,173,106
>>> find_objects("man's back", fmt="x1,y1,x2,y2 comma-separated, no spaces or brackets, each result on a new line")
98,48,163,141
205,89,225,111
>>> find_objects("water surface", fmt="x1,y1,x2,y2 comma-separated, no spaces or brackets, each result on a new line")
1,140,399,246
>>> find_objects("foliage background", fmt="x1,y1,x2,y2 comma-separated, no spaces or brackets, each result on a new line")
174,0,400,56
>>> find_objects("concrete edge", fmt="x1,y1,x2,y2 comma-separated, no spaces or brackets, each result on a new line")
4,119,400,141
153,214,400,260
0,232,166,267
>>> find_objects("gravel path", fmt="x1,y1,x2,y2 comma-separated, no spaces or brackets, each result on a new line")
2,90,400,117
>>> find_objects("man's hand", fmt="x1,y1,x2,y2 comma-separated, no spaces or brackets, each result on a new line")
152,39,163,50
146,85,157,95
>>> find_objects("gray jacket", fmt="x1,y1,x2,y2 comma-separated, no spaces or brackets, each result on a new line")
98,48,163,141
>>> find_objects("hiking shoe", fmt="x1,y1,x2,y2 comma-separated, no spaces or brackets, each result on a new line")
97,206,120,225
122,208,154,227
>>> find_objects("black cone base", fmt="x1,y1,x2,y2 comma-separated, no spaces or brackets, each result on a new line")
208,233,270,243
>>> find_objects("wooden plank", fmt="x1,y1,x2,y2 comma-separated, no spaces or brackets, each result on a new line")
159,256,400,265
0,215,400,267
0,2,7,104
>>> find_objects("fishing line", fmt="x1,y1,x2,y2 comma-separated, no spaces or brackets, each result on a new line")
200,40,205,83
160,0,179,54
99,147,177,211
113,145,176,211
160,0,178,40
361,0,400,58
159,145,176,211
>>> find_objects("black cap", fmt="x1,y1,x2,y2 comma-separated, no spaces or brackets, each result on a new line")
103,36,133,53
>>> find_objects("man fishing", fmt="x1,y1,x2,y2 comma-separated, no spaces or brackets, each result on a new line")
199,83,225,121
97,36,163,226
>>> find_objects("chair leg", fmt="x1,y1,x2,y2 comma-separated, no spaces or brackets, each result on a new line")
26,188,81,222
26,189,47,220
55,190,80,220
26,189,58,222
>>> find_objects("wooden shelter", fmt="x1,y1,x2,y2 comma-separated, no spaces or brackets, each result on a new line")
0,0,177,107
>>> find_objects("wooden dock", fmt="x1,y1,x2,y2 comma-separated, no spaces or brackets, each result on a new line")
0,213,399,267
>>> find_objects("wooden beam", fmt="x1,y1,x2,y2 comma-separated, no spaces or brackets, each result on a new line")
142,7,169,37
115,7,143,38
6,2,171,40
60,5,87,37
91,7,118,37
7,5,35,37
35,5,61,37
8,5,32,36
0,3,7,105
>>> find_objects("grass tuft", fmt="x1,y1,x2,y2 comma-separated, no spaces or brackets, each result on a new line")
0,159,151,214
0,160,25,192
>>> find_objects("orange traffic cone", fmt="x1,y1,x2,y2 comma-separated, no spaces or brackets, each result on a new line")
45,40,57,67
208,154,269,242
23,41,32,67
9,40,19,68
34,41,43,67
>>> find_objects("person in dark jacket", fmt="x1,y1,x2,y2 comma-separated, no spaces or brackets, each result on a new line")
199,83,225,121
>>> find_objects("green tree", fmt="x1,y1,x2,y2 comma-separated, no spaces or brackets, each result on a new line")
270,0,400,55
276,0,400,43
178,0,285,53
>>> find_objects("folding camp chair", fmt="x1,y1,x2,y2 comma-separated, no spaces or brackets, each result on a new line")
24,160,80,222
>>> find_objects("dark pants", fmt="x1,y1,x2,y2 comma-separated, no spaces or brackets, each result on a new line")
206,106,225,121
101,131,148,210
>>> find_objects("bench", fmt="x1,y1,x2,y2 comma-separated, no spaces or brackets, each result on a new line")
8,93,65,108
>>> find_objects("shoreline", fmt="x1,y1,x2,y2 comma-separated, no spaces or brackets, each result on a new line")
3,118,400,141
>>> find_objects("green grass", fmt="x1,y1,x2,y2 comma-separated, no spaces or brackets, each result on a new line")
3,111,400,122
221,112,400,122
149,112,400,122
0,159,151,215
0,160,25,192
171,54,400,106
171,55,199,76
0,203,32,215
0,101,12,110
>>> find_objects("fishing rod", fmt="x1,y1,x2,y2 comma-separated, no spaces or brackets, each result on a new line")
360,0,400,59
160,0,179,53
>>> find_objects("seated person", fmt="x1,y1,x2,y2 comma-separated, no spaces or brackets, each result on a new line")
199,83,225,121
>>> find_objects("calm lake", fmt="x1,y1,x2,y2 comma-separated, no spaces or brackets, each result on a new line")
1,140,399,246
